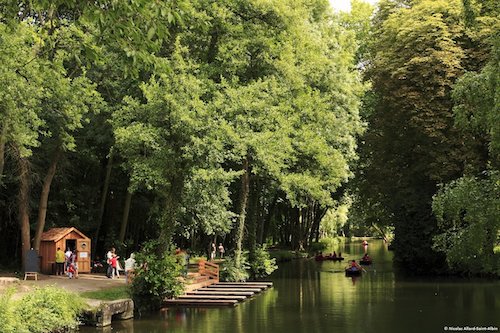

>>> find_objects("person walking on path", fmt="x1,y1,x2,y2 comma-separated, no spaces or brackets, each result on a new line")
218,243,225,259
55,247,65,275
210,242,216,261
111,253,120,279
72,250,79,279
106,247,115,278
64,248,73,274
124,253,136,284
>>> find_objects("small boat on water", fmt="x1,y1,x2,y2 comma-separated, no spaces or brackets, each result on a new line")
360,259,372,265
345,267,362,276
315,255,345,261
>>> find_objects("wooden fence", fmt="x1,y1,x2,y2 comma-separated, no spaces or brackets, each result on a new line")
198,260,219,282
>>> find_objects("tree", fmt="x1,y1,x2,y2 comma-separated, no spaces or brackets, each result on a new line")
431,31,499,275
361,0,479,273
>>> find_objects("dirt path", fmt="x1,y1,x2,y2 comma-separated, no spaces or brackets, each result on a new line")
1,273,126,299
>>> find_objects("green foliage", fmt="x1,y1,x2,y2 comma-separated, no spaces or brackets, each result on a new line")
249,245,278,279
268,250,308,262
130,240,184,310
452,33,500,157
309,241,328,254
220,253,250,282
355,0,498,273
320,199,351,237
0,288,16,333
432,174,500,275
0,286,85,333
319,237,343,253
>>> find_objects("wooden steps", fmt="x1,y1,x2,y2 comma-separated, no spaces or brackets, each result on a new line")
201,287,262,293
164,281,273,307
187,290,254,296
178,295,247,300
164,299,239,307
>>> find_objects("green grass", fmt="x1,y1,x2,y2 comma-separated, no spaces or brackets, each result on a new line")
80,286,130,300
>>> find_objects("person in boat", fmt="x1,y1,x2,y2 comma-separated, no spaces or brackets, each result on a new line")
338,252,342,258
332,251,337,258
315,251,324,260
362,253,371,261
348,260,361,271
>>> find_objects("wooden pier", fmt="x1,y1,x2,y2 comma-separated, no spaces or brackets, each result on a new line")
164,281,273,307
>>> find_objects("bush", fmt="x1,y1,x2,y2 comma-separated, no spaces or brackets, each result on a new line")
249,246,278,279
312,237,342,254
0,286,85,333
268,250,307,262
309,242,328,254
220,254,250,282
130,240,184,310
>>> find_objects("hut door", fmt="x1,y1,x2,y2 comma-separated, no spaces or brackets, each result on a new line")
77,239,91,273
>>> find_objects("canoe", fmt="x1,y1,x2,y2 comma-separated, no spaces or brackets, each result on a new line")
360,259,372,265
315,256,344,261
345,268,362,276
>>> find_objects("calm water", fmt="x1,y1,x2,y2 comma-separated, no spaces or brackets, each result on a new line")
81,240,500,333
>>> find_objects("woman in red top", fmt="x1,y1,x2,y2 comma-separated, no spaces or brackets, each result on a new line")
111,254,120,279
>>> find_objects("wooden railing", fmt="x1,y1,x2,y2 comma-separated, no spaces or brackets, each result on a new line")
198,260,219,281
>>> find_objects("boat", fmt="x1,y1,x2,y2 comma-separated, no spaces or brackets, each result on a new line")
315,255,345,262
345,267,362,276
360,259,372,265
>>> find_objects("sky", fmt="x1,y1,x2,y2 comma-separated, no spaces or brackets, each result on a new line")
329,0,379,12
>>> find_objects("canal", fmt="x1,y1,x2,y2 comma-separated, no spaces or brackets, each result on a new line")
81,240,500,333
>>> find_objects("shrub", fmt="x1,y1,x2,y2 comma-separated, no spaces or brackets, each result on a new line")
249,246,278,279
130,240,184,310
0,288,17,333
0,286,85,333
309,242,328,254
220,254,250,282
268,250,307,262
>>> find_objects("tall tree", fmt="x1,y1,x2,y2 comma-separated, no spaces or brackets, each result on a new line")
363,0,476,273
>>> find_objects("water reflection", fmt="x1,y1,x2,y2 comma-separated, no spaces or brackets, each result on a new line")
80,240,499,333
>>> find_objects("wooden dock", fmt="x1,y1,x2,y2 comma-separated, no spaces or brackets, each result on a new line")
164,281,273,307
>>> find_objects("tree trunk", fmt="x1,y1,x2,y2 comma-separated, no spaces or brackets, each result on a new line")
158,174,184,252
247,178,259,258
0,126,6,181
260,193,278,244
33,147,62,251
118,190,133,243
235,157,250,268
93,149,113,254
17,151,31,271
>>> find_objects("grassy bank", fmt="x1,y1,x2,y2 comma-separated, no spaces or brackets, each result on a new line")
81,286,130,301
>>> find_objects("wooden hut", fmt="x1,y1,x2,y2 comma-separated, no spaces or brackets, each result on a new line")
39,227,91,274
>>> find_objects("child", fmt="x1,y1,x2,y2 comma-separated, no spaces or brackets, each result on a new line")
67,263,75,279
111,254,120,279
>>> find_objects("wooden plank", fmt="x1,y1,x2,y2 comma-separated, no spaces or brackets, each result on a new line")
187,290,254,296
212,284,270,289
207,285,266,290
215,282,273,286
178,295,247,300
164,299,238,307
198,284,262,293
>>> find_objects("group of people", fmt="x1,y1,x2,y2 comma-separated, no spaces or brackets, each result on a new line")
105,247,137,283
210,242,225,261
55,247,78,279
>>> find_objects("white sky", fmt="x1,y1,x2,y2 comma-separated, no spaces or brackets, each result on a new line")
329,0,379,12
